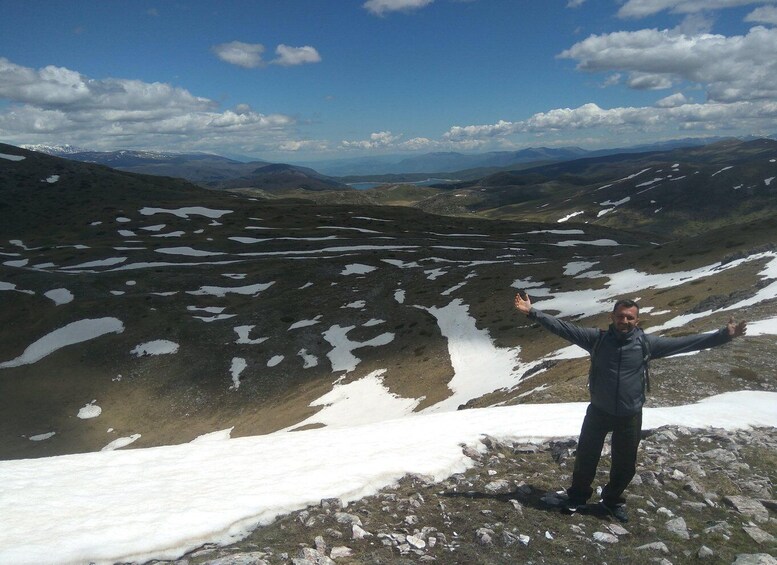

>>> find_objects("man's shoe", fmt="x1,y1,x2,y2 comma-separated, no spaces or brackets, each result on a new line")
561,502,582,514
599,501,628,523
560,499,587,515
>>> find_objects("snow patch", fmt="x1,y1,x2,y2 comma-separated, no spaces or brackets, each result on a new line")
188,282,274,297
139,207,233,219
341,263,377,276
230,358,247,390
131,340,179,357
323,325,395,373
557,211,584,223
234,326,268,345
0,318,124,369
44,288,74,305
101,434,141,452
78,401,102,419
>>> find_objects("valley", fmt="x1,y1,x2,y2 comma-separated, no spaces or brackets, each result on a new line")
1,143,775,461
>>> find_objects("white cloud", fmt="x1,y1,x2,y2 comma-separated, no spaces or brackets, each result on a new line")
655,92,689,107
672,13,714,35
211,41,266,69
273,44,322,66
746,5,777,25
0,57,295,152
341,131,402,150
602,73,622,87
0,58,215,114
567,0,586,7
522,103,647,131
444,119,516,141
627,72,675,90
399,137,439,150
279,139,330,152
444,100,777,141
338,131,453,153
618,0,777,19
364,0,434,16
213,42,321,68
558,26,777,103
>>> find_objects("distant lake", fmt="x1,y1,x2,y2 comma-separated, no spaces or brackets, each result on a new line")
348,178,456,190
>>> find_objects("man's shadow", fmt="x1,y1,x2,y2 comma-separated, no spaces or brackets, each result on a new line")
440,483,550,509
440,484,612,520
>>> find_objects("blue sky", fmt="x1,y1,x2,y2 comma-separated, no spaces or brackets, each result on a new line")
1,0,777,163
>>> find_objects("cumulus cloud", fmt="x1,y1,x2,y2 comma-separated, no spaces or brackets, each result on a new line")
672,13,714,35
279,139,330,152
443,99,777,142
399,137,439,151
523,104,654,131
0,57,294,152
558,26,777,103
212,41,266,68
746,5,777,25
213,42,321,68
655,92,689,107
341,131,402,149
0,58,215,113
627,72,675,90
602,73,622,87
273,44,322,66
617,0,777,19
339,131,477,153
444,120,517,141
363,0,434,16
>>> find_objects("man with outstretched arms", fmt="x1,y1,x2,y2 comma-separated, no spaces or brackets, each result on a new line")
514,292,747,522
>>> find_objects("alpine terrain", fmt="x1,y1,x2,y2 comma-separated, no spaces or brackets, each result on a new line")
0,142,775,565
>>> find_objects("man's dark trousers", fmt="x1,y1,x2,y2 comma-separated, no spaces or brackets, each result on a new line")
567,403,643,506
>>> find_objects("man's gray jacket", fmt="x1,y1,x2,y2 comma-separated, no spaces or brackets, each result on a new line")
527,308,733,416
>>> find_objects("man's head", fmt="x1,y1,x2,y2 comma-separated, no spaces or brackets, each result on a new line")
611,299,640,333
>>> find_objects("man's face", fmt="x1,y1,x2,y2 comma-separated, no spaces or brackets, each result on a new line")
611,305,639,333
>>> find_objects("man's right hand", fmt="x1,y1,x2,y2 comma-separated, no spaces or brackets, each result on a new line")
727,317,747,338
514,292,532,315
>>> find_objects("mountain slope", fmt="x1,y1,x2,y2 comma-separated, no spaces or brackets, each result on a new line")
298,139,777,238
205,163,350,191
0,144,215,234
387,147,589,174
27,146,350,190
31,147,273,184
1,143,775,461
473,138,777,235
297,137,735,177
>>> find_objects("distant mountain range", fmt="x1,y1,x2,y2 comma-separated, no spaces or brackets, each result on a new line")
455,138,777,236
369,147,591,175
21,144,89,155
20,138,777,238
294,137,764,177
208,163,351,191
223,138,777,238
25,136,769,182
22,146,352,191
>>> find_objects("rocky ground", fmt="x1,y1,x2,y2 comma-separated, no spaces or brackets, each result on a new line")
145,425,777,565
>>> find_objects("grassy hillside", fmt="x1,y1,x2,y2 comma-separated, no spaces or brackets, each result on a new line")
1,143,774,461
